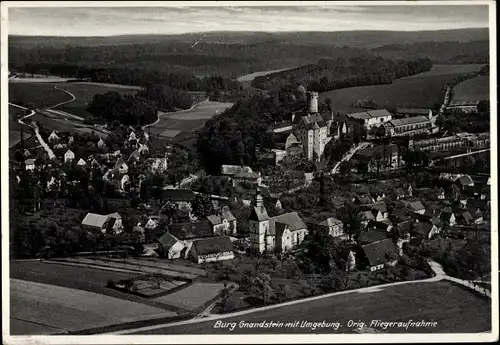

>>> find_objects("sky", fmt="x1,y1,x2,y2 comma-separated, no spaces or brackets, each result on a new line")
7,3,490,36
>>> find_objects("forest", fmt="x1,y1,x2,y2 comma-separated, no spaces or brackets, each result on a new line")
251,56,433,91
371,40,490,64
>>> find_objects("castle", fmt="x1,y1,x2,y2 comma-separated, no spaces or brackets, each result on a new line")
249,190,308,253
293,91,334,161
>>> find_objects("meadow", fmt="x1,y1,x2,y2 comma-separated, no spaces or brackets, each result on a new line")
451,75,490,101
138,280,491,334
318,64,484,113
10,278,175,335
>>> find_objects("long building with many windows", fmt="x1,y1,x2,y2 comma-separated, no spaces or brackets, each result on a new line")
409,132,490,152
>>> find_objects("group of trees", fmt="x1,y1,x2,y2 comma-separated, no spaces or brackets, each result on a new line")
86,84,193,126
252,56,433,92
197,91,305,174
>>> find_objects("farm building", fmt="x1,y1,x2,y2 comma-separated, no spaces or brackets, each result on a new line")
81,212,123,234
157,232,186,259
190,236,235,264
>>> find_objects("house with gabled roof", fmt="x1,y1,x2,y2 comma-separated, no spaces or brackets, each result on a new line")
370,202,388,221
190,236,235,264
24,158,36,171
81,212,123,234
48,131,59,143
455,211,474,225
64,149,75,163
408,201,425,214
76,158,87,167
97,137,106,149
207,206,237,236
455,175,474,189
360,239,398,271
157,232,186,259
353,194,375,206
305,216,345,238
440,211,456,227
466,207,484,224
357,230,390,246
412,221,439,240
114,158,129,174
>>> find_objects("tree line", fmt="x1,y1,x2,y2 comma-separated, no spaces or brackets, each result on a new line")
252,56,433,91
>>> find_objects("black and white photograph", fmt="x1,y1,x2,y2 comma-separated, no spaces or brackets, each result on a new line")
1,1,497,343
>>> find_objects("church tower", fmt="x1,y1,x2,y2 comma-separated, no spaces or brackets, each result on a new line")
248,188,270,253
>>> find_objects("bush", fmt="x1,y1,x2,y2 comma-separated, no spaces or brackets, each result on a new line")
106,279,115,288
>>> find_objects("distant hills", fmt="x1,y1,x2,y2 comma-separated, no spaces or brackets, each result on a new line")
9,28,489,49
8,28,489,82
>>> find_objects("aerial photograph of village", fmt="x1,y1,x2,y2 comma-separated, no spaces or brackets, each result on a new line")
3,1,495,340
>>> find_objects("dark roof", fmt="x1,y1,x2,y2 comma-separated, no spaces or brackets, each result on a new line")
157,232,180,248
413,222,434,237
396,108,431,116
456,175,474,186
162,189,196,202
362,239,398,266
269,212,307,235
354,194,375,205
357,230,389,244
457,211,474,223
408,201,425,211
463,185,488,196
192,236,233,256
470,175,490,185
357,144,399,159
168,222,213,240
366,220,391,232
389,209,412,223
466,199,489,210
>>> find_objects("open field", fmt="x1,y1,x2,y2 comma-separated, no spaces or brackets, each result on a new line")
451,75,490,101
9,81,139,117
134,281,491,334
154,283,225,310
319,64,482,113
9,83,72,109
10,260,184,312
400,64,484,79
10,278,175,335
148,101,233,139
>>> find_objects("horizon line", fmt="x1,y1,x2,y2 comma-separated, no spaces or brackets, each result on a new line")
8,27,490,38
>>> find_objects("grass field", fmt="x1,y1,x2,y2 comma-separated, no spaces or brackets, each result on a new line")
10,278,175,335
451,75,490,101
318,64,482,113
8,105,33,148
136,280,491,334
9,83,72,109
10,260,183,312
148,101,233,139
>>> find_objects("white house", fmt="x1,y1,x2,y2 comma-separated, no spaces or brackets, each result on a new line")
48,131,59,143
361,239,398,272
77,158,87,166
138,143,149,155
128,131,137,142
81,212,123,234
64,149,75,163
24,158,36,171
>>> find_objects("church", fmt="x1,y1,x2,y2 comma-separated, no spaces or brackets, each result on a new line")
249,190,308,253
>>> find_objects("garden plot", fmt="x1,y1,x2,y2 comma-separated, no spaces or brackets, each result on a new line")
10,279,176,335
153,283,225,311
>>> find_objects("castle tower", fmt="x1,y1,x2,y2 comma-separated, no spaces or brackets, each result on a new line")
307,91,319,114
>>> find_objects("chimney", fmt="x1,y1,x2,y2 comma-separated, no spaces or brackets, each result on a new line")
307,91,318,114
